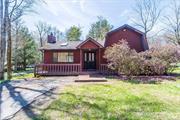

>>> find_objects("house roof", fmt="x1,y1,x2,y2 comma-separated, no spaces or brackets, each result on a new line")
40,39,105,50
40,24,148,50
77,37,104,48
107,24,144,36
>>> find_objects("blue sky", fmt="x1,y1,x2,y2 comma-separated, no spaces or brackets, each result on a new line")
23,0,170,39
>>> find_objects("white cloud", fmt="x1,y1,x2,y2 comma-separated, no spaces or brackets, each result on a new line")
23,0,141,38
80,0,86,12
72,0,86,11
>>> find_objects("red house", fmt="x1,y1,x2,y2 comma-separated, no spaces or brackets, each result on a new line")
34,24,149,76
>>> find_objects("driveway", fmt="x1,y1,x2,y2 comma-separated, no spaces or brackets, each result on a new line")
0,76,77,120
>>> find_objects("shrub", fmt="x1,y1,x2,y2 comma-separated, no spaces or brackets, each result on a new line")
144,45,180,73
104,41,180,76
104,41,142,76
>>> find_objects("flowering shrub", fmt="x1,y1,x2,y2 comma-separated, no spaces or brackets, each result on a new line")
104,41,180,76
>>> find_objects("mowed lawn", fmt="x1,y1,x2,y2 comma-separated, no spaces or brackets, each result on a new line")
35,79,180,120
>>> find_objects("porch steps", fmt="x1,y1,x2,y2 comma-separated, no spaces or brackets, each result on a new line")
79,71,100,75
75,73,107,82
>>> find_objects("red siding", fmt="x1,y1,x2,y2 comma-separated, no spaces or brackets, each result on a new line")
43,27,147,72
105,28,144,52
44,50,53,64
96,50,100,69
44,50,80,64
100,48,107,64
80,40,99,49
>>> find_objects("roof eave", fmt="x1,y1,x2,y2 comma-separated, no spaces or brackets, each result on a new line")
76,37,103,48
107,24,144,36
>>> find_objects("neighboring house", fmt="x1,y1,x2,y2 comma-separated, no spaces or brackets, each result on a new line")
34,24,149,76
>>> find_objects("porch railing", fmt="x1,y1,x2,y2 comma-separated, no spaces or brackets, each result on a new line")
34,64,81,76
99,64,117,75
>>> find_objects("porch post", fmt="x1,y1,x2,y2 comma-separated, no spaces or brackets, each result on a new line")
99,48,101,70
80,49,82,72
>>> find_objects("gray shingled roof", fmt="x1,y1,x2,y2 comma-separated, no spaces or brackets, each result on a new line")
40,24,148,50
41,40,105,50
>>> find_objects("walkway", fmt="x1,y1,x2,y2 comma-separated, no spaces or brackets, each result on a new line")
0,77,76,120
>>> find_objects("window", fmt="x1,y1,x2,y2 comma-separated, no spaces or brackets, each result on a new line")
53,52,58,62
92,53,95,61
53,52,74,63
84,53,87,62
89,53,92,61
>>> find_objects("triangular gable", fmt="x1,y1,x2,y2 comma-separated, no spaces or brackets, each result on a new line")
77,37,103,48
105,24,149,50
107,24,144,36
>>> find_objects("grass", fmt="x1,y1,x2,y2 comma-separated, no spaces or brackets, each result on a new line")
0,68,34,82
11,68,34,80
171,67,180,74
0,80,5,84
35,79,180,120
11,73,34,80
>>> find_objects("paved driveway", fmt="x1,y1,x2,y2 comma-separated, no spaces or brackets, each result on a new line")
0,77,76,120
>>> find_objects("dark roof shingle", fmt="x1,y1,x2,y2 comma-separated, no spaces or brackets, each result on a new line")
41,40,105,50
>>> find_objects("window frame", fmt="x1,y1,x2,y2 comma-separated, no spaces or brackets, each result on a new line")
53,51,74,63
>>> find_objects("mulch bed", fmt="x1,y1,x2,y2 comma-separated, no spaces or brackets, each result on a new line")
106,74,179,84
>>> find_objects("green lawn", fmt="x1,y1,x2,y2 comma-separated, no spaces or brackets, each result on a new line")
35,79,180,120
171,67,180,74
0,68,34,82
11,73,34,80
12,68,34,80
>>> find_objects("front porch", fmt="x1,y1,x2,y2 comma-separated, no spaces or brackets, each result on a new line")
34,64,114,76
36,38,116,76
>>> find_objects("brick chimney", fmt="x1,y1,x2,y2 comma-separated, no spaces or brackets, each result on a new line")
47,33,56,43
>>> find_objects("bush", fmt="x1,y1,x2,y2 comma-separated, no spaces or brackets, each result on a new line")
104,41,180,76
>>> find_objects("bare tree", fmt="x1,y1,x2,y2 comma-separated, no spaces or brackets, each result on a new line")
35,21,63,47
0,0,3,79
0,0,41,79
133,0,162,39
164,0,180,45
7,0,38,79
35,21,51,47
0,0,8,80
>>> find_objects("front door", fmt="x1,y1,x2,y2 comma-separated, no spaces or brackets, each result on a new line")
84,51,96,70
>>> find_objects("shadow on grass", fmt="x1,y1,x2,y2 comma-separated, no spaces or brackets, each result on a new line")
34,91,167,120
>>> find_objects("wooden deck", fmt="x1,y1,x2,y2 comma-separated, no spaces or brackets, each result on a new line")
34,64,116,76
34,64,81,76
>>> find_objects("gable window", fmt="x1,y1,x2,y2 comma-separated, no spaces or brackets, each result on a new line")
53,52,74,63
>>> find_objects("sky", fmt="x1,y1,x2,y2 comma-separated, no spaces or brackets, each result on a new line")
22,0,170,39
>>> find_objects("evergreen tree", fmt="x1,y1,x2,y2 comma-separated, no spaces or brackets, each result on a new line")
88,16,113,40
13,27,40,70
66,25,82,41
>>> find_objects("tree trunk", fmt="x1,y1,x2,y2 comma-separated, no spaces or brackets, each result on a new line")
23,59,26,70
7,18,12,80
0,0,8,80
23,48,26,70
0,0,4,80
14,23,19,71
